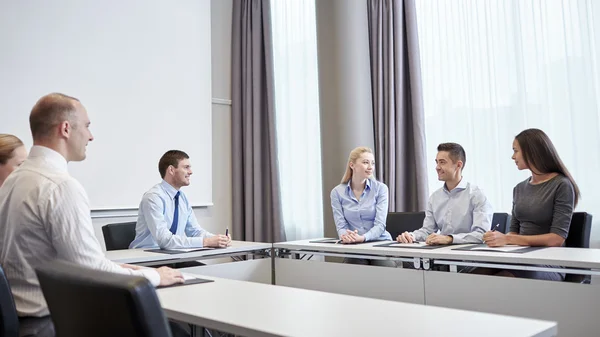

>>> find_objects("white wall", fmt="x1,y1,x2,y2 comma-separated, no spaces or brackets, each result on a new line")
93,0,233,249
0,0,213,210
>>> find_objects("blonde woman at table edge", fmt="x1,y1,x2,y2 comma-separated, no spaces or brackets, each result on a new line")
483,128,580,281
330,146,395,266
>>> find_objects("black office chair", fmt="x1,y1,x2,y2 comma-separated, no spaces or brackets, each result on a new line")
102,221,137,250
491,212,511,234
385,212,426,239
0,265,19,337
564,212,593,284
35,260,172,337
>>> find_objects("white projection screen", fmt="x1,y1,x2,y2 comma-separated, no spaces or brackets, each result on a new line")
0,0,213,210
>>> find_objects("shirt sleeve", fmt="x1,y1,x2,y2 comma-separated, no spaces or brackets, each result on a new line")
450,187,492,244
410,198,437,242
331,188,350,238
184,199,214,238
138,193,205,249
550,179,575,239
45,179,161,287
363,183,388,242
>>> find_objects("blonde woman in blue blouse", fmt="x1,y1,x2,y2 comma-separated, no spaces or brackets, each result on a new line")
330,146,394,266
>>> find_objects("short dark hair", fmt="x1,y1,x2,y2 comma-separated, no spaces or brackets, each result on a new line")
437,142,466,169
29,93,80,140
158,150,189,178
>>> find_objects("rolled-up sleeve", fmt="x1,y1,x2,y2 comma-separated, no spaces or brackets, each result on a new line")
48,180,162,287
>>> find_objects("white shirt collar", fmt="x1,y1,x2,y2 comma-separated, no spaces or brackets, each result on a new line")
28,145,68,172
443,177,468,193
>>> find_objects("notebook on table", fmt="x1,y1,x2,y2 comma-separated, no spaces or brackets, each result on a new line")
452,244,544,254
145,247,218,255
373,242,449,250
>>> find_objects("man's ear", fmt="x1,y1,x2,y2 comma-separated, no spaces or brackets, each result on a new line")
456,160,463,169
59,121,71,139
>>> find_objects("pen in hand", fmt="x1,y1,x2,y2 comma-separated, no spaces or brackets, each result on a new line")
483,223,500,245
225,228,229,236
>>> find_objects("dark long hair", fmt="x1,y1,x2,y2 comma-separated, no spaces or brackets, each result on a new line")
515,128,580,206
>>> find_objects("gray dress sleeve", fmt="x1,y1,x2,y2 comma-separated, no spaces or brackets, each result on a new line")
509,187,520,233
549,179,575,239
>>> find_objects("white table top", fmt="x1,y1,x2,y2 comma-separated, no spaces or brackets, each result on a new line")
274,239,427,258
418,245,600,269
275,239,600,269
105,240,272,264
157,275,557,337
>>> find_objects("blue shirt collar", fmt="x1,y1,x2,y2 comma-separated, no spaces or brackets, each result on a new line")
160,180,180,200
345,178,372,192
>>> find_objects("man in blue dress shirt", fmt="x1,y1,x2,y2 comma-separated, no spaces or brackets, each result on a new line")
397,143,493,245
130,150,230,250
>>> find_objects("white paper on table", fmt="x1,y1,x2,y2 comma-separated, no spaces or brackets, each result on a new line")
182,273,199,281
168,248,213,253
388,242,429,247
470,245,528,252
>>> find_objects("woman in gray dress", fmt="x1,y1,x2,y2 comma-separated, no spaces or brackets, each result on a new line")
483,128,580,281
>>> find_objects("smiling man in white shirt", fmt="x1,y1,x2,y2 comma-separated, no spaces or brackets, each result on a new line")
397,143,493,245
0,93,184,337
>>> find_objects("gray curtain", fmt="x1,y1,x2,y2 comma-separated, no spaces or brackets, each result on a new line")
367,0,428,212
232,0,285,243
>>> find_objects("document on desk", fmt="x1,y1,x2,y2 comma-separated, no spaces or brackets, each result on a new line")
392,242,429,247
309,238,341,244
168,248,215,253
373,242,448,250
158,273,214,288
469,245,530,252
308,238,374,245
452,244,544,253
144,247,216,254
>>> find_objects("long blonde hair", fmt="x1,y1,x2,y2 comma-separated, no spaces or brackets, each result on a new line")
0,134,24,165
340,146,374,184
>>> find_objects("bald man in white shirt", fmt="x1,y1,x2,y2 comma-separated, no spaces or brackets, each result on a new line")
0,93,184,337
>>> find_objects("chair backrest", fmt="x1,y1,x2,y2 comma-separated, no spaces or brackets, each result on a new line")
491,212,511,234
564,212,593,283
565,212,592,249
0,265,19,337
385,212,426,239
35,260,172,337
102,221,137,250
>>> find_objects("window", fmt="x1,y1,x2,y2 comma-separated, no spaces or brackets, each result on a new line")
271,0,323,240
416,1,600,241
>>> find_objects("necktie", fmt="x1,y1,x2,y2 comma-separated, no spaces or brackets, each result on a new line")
169,191,180,234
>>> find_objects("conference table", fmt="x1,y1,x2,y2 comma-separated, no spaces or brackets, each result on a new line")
106,240,273,283
273,239,600,337
157,274,557,337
